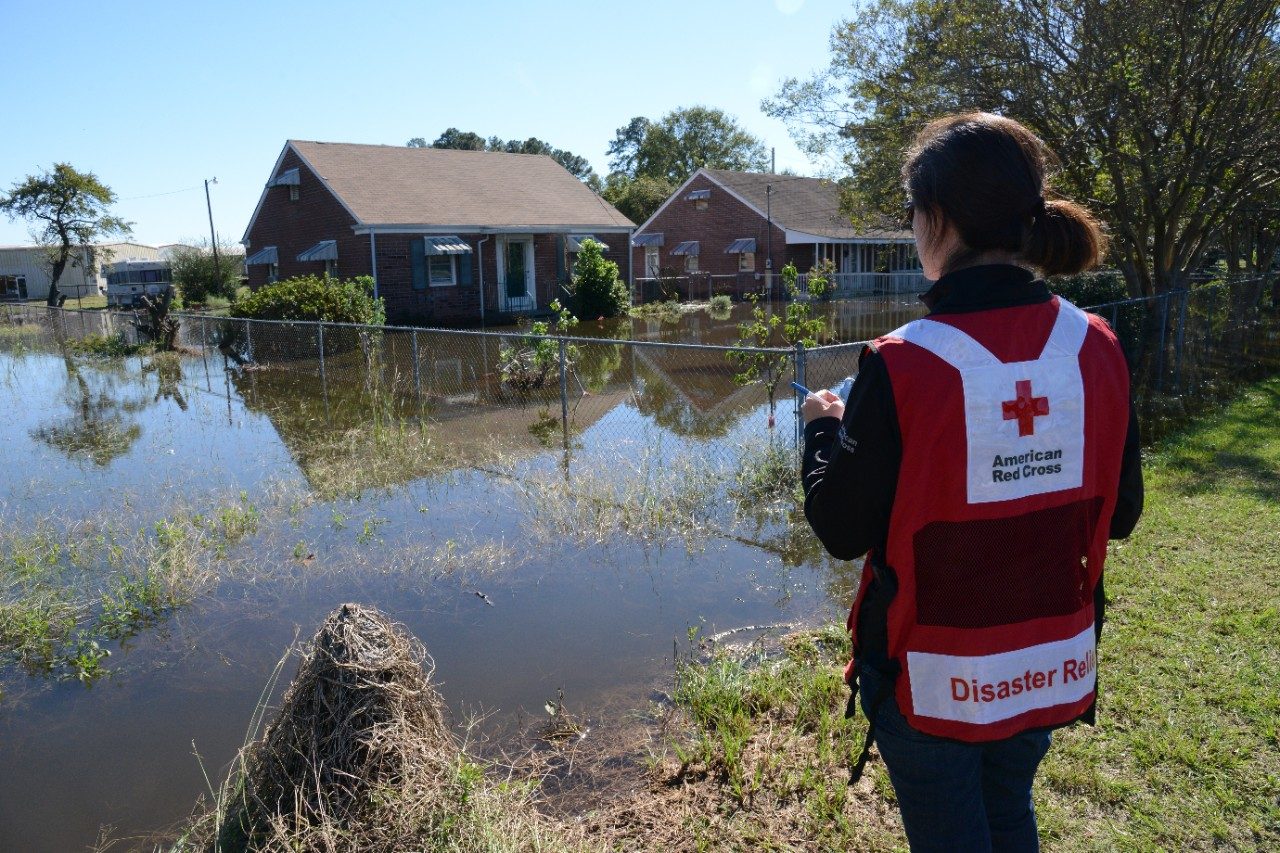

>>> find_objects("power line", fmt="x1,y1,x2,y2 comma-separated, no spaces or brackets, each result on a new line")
118,185,202,201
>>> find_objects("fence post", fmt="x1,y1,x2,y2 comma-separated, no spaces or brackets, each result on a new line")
317,322,327,385
244,318,253,363
794,342,807,460
412,329,422,400
558,338,570,449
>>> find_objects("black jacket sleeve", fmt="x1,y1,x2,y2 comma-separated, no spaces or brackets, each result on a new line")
802,346,901,561
1109,399,1143,539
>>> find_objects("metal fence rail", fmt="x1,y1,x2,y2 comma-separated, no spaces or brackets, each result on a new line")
2,277,1276,472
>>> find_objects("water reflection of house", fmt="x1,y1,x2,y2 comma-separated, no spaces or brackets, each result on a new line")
229,353,637,494
241,141,634,327
630,168,923,298
630,344,766,439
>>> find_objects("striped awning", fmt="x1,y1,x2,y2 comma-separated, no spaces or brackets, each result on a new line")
725,238,756,254
632,232,664,247
685,189,711,201
424,236,472,255
566,234,608,252
296,240,337,262
244,246,278,265
267,168,299,187
670,240,700,256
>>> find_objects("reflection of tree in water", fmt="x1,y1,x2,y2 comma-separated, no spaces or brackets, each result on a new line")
143,352,187,410
573,341,624,394
31,361,148,467
229,367,449,497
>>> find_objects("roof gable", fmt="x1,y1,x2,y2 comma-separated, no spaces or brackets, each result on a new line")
637,168,907,241
287,141,633,230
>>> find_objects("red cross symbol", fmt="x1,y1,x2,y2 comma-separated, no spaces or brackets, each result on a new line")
1002,379,1049,436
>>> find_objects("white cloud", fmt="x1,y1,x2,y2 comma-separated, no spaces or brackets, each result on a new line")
775,0,805,14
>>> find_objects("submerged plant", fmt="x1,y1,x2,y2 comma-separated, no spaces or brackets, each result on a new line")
498,300,578,391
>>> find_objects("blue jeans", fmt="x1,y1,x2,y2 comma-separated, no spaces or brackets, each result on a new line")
859,665,1052,853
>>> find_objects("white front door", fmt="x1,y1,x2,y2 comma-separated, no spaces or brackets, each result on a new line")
498,237,535,311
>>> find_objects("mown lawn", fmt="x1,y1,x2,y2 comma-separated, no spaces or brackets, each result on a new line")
1036,376,1280,850
629,376,1280,851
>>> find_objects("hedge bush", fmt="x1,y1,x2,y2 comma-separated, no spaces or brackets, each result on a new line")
230,275,385,326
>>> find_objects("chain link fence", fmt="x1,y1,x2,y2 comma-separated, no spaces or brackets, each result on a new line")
2,277,1276,482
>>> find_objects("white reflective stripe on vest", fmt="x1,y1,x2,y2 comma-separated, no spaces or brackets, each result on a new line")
906,624,1097,725
889,299,1090,504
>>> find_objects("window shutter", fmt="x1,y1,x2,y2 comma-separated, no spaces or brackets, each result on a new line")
556,235,566,283
458,251,473,286
410,237,426,291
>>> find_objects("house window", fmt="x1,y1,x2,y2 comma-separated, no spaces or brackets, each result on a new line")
685,254,699,273
644,246,660,277
267,263,279,283
325,258,338,277
289,185,299,201
738,252,755,272
428,255,456,287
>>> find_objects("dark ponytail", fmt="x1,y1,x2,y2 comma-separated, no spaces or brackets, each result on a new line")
1023,198,1107,277
903,113,1108,277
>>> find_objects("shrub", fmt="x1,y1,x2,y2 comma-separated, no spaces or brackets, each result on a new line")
170,244,241,304
567,239,629,319
1052,270,1129,308
230,275,385,325
708,294,733,314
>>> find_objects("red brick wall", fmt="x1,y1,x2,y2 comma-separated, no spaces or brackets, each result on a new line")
243,148,369,289
374,231,632,327
630,173,788,282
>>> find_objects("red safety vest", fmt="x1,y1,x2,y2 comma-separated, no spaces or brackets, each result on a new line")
847,296,1130,742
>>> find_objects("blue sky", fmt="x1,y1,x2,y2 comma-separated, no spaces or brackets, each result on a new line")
0,0,849,246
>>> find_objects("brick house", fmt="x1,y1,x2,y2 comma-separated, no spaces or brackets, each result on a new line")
630,168,921,299
241,141,635,326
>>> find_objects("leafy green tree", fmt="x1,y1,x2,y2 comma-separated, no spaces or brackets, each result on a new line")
600,173,676,227
0,163,131,305
567,238,629,318
765,0,1280,297
170,241,242,304
607,107,771,186
407,129,599,184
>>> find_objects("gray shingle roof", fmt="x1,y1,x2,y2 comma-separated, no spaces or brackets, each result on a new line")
289,140,634,229
701,169,908,241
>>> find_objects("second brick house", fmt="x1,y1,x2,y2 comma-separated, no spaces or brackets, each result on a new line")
630,168,921,299
241,140,635,326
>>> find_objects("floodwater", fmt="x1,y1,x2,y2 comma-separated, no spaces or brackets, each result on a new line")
0,296,925,851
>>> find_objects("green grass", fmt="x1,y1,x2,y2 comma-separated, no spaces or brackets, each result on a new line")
0,496,272,686
656,375,1280,851
64,332,153,357
1034,376,1280,850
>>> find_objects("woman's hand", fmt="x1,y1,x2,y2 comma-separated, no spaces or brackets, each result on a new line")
802,389,844,424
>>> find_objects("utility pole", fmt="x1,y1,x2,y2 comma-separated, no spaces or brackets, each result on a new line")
771,147,775,174
204,177,222,287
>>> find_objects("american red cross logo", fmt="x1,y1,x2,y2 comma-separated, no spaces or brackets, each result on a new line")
1002,379,1050,436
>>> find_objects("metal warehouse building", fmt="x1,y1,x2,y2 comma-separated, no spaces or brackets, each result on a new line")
0,242,163,302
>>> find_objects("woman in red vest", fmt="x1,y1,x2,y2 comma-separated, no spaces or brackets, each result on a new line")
802,113,1143,852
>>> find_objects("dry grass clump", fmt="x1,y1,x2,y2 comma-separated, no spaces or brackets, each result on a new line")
187,603,584,853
